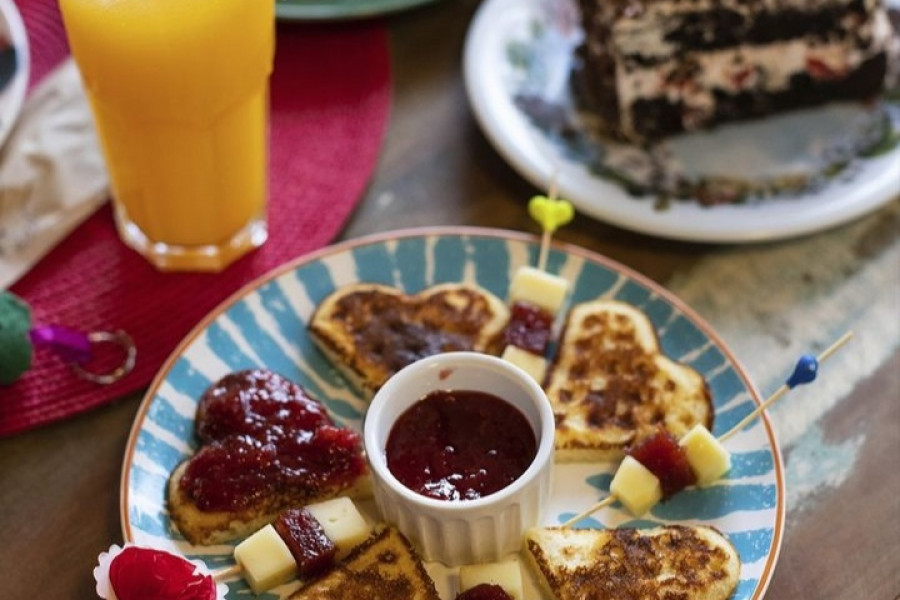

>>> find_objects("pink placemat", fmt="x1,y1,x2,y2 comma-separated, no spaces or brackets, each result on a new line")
1,0,392,436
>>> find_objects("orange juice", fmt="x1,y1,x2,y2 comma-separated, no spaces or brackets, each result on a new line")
59,0,274,271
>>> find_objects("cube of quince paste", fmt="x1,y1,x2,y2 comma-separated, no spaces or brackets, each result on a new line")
459,560,524,600
501,345,548,384
679,424,732,486
610,455,663,517
305,497,372,559
234,524,296,594
509,267,569,316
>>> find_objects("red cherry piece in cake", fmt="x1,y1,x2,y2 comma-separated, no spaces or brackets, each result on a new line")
806,57,845,81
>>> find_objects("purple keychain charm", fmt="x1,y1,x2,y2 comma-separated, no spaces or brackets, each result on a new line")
29,325,93,364
31,325,136,385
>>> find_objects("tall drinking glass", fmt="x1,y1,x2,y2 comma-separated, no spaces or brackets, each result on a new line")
59,0,274,271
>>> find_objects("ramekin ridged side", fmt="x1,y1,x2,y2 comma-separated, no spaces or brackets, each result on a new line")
363,352,555,566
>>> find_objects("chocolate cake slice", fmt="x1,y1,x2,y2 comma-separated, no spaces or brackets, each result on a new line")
574,0,896,143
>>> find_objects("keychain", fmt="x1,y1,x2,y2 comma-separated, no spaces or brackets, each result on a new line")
0,291,136,385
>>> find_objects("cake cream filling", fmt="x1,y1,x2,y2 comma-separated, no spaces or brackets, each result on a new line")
610,0,883,59
613,8,893,137
586,0,878,31
609,0,880,16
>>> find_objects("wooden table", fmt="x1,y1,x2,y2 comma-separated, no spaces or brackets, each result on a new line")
2,1,898,597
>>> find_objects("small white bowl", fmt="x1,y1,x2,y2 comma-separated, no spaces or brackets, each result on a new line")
363,351,555,566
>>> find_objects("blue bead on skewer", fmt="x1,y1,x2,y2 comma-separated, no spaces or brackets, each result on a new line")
786,354,818,388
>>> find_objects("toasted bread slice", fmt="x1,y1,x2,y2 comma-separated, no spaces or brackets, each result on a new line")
288,526,441,600
168,460,373,546
546,300,712,461
309,283,510,397
168,369,373,545
524,525,740,600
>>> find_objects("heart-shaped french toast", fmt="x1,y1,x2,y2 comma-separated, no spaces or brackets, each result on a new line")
168,369,372,545
309,283,510,397
524,525,740,600
546,299,712,462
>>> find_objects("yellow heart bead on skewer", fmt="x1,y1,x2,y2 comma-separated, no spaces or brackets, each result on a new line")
528,194,575,271
528,195,574,233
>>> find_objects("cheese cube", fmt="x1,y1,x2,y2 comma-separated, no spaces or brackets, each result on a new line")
509,267,570,316
679,424,732,486
459,560,524,600
305,497,372,559
502,345,548,384
609,455,663,516
233,524,296,593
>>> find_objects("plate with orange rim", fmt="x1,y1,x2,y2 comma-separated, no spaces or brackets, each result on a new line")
120,226,784,599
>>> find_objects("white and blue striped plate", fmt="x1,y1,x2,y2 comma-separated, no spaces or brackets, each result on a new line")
121,227,784,599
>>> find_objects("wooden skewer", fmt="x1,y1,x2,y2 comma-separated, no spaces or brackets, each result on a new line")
561,331,854,528
561,496,615,528
536,173,560,272
213,563,243,582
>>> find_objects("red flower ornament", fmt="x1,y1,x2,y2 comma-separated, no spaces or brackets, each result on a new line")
94,545,227,600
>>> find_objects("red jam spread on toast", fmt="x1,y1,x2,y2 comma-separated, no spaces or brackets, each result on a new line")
194,369,332,443
329,288,497,373
628,427,697,497
386,390,536,501
504,300,553,354
180,369,366,512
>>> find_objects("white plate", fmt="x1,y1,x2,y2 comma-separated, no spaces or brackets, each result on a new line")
276,0,439,20
463,0,900,243
121,228,784,600
0,0,28,149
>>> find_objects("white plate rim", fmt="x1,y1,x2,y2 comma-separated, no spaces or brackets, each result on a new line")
463,0,900,244
119,226,786,599
276,0,439,21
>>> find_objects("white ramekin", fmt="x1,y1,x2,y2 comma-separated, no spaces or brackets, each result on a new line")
363,351,555,566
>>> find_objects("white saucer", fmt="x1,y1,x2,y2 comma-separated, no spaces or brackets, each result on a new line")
463,0,900,243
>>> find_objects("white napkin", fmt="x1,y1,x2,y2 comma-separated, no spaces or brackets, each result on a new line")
0,58,108,291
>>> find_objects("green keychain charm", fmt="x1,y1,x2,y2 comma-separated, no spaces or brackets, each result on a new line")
0,291,137,386
0,292,34,385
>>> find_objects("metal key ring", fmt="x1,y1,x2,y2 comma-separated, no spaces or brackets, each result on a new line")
70,330,137,385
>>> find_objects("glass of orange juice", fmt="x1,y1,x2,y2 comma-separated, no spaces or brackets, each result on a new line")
59,0,274,271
